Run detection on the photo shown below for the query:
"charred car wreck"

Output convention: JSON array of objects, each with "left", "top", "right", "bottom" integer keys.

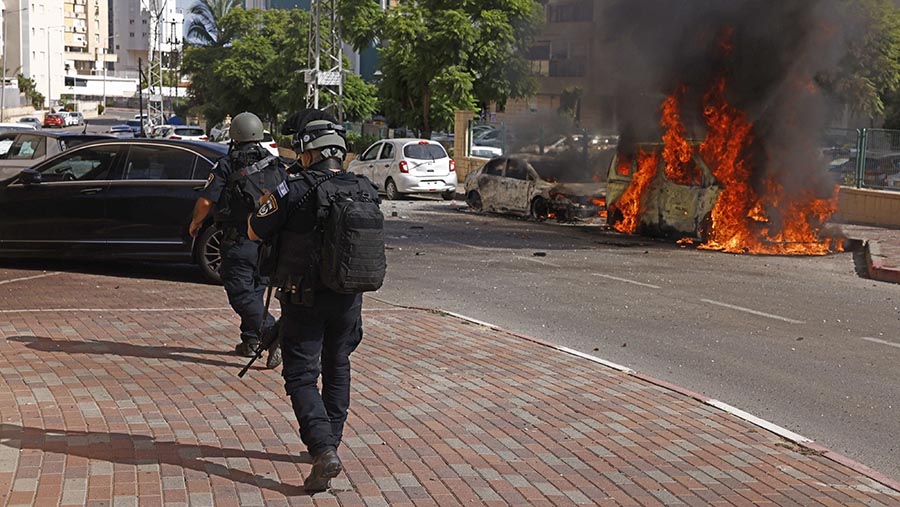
[
  {"left": 606, "top": 143, "right": 721, "bottom": 240},
  {"left": 464, "top": 156, "right": 606, "bottom": 221}
]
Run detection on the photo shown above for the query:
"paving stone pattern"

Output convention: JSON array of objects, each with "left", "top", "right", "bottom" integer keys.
[{"left": 1, "top": 268, "right": 899, "bottom": 506}]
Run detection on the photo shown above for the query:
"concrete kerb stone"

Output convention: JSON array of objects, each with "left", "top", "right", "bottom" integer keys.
[
  {"left": 365, "top": 295, "right": 900, "bottom": 495},
  {"left": 866, "top": 239, "right": 900, "bottom": 284}
]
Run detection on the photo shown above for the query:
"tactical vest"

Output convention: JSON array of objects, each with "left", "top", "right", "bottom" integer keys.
[{"left": 218, "top": 145, "right": 282, "bottom": 226}]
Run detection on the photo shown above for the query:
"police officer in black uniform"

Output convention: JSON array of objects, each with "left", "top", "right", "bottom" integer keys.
[
  {"left": 247, "top": 109, "right": 378, "bottom": 492},
  {"left": 190, "top": 111, "right": 283, "bottom": 367}
]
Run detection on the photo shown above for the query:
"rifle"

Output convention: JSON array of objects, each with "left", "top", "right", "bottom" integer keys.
[{"left": 238, "top": 285, "right": 278, "bottom": 378}]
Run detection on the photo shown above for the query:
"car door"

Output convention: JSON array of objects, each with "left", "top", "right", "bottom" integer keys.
[
  {"left": 374, "top": 142, "right": 395, "bottom": 187},
  {"left": 102, "top": 143, "right": 206, "bottom": 257},
  {"left": 351, "top": 143, "right": 382, "bottom": 185},
  {"left": 473, "top": 158, "right": 508, "bottom": 212},
  {"left": 0, "top": 143, "right": 122, "bottom": 255},
  {"left": 502, "top": 159, "right": 535, "bottom": 213}
]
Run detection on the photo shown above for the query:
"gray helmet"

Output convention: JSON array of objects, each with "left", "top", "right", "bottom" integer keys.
[
  {"left": 294, "top": 119, "right": 347, "bottom": 159},
  {"left": 229, "top": 112, "right": 264, "bottom": 142}
]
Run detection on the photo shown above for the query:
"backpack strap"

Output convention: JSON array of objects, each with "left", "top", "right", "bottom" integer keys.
[
  {"left": 227, "top": 155, "right": 278, "bottom": 184},
  {"left": 292, "top": 170, "right": 344, "bottom": 211}
]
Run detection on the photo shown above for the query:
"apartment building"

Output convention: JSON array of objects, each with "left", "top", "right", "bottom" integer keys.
[
  {"left": 2, "top": 0, "right": 66, "bottom": 108},
  {"left": 111, "top": 0, "right": 183, "bottom": 76},
  {"left": 495, "top": 0, "right": 615, "bottom": 131}
]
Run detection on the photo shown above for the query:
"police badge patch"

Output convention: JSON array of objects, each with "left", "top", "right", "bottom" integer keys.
[
  {"left": 202, "top": 172, "right": 215, "bottom": 190},
  {"left": 256, "top": 194, "right": 278, "bottom": 217}
]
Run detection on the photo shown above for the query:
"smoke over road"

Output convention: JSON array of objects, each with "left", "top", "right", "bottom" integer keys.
[{"left": 597, "top": 0, "right": 846, "bottom": 195}]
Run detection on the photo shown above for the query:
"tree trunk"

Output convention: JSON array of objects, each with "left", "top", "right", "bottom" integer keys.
[{"left": 422, "top": 88, "right": 431, "bottom": 139}]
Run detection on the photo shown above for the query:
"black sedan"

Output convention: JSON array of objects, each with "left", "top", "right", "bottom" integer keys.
[{"left": 0, "top": 139, "right": 228, "bottom": 283}]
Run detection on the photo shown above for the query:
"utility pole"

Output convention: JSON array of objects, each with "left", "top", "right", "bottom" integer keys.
[
  {"left": 304, "top": 0, "right": 344, "bottom": 122},
  {"left": 146, "top": 0, "right": 167, "bottom": 127},
  {"left": 138, "top": 57, "right": 146, "bottom": 137}
]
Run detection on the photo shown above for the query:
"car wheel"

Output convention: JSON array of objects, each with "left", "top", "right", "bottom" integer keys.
[
  {"left": 196, "top": 225, "right": 223, "bottom": 284},
  {"left": 466, "top": 190, "right": 483, "bottom": 211},
  {"left": 385, "top": 178, "right": 401, "bottom": 200},
  {"left": 530, "top": 197, "right": 549, "bottom": 220},
  {"left": 441, "top": 190, "right": 455, "bottom": 201}
]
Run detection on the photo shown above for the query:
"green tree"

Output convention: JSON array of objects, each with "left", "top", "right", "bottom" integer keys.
[
  {"left": 183, "top": 7, "right": 379, "bottom": 128},
  {"left": 818, "top": 0, "right": 900, "bottom": 121},
  {"left": 340, "top": 0, "right": 541, "bottom": 137},
  {"left": 16, "top": 73, "right": 44, "bottom": 109},
  {"left": 186, "top": 0, "right": 242, "bottom": 46}
]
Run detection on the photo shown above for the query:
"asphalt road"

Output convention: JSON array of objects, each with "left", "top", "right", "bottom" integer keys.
[{"left": 374, "top": 197, "right": 900, "bottom": 482}]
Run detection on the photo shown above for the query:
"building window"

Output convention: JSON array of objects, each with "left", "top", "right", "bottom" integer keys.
[
  {"left": 548, "top": 0, "right": 593, "bottom": 23},
  {"left": 129, "top": 32, "right": 134, "bottom": 37}
]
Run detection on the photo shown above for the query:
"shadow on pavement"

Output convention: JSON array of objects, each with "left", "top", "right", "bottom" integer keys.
[
  {"left": 0, "top": 423, "right": 311, "bottom": 496},
  {"left": 0, "top": 258, "right": 213, "bottom": 285},
  {"left": 5, "top": 335, "right": 268, "bottom": 372}
]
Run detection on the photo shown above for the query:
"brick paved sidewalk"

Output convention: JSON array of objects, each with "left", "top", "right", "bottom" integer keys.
[{"left": 1, "top": 267, "right": 899, "bottom": 506}]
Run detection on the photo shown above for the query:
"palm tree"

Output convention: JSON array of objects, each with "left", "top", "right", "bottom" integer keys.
[{"left": 186, "top": 0, "right": 242, "bottom": 46}]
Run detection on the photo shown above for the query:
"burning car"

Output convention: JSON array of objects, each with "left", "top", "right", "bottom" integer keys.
[
  {"left": 464, "top": 155, "right": 605, "bottom": 220},
  {"left": 606, "top": 142, "right": 721, "bottom": 240}
]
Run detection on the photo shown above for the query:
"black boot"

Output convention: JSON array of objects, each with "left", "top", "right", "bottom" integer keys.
[
  {"left": 266, "top": 339, "right": 282, "bottom": 368},
  {"left": 304, "top": 449, "right": 342, "bottom": 493},
  {"left": 234, "top": 340, "right": 259, "bottom": 357}
]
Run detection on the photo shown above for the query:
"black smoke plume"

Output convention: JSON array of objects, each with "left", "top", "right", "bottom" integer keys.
[{"left": 597, "top": 0, "right": 845, "bottom": 196}]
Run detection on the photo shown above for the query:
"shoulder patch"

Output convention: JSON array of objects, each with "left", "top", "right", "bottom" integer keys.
[
  {"left": 202, "top": 172, "right": 215, "bottom": 189},
  {"left": 276, "top": 180, "right": 289, "bottom": 197},
  {"left": 256, "top": 194, "right": 279, "bottom": 217}
]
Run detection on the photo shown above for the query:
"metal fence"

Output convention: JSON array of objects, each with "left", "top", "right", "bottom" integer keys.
[{"left": 835, "top": 128, "right": 900, "bottom": 191}]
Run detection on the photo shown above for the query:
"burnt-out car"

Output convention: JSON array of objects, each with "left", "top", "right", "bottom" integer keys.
[
  {"left": 606, "top": 143, "right": 721, "bottom": 238},
  {"left": 464, "top": 155, "right": 605, "bottom": 220}
]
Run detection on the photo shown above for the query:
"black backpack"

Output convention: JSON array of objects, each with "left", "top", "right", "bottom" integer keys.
[
  {"left": 227, "top": 154, "right": 285, "bottom": 212},
  {"left": 313, "top": 174, "right": 386, "bottom": 293}
]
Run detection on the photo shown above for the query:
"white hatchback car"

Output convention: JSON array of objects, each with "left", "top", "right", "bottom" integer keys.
[
  {"left": 159, "top": 125, "right": 209, "bottom": 141},
  {"left": 347, "top": 138, "right": 457, "bottom": 200}
]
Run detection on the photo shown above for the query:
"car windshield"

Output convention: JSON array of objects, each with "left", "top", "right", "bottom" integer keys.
[
  {"left": 173, "top": 127, "right": 204, "bottom": 137},
  {"left": 125, "top": 120, "right": 142, "bottom": 127},
  {"left": 403, "top": 143, "right": 446, "bottom": 160},
  {"left": 263, "top": 132, "right": 274, "bottom": 142}
]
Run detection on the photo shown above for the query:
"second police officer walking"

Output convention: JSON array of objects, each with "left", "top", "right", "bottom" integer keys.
[
  {"left": 190, "top": 112, "right": 285, "bottom": 367},
  {"left": 247, "top": 108, "right": 385, "bottom": 493}
]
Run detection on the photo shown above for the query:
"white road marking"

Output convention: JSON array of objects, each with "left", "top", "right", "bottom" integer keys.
[
  {"left": 707, "top": 399, "right": 811, "bottom": 444},
  {"left": 861, "top": 337, "right": 900, "bottom": 350},
  {"left": 440, "top": 240, "right": 511, "bottom": 252},
  {"left": 516, "top": 256, "right": 562, "bottom": 268},
  {"left": 0, "top": 272, "right": 62, "bottom": 286},
  {"left": 701, "top": 299, "right": 804, "bottom": 324},
  {"left": 592, "top": 273, "right": 661, "bottom": 289}
]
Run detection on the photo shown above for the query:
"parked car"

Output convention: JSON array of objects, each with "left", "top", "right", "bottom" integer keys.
[
  {"left": 0, "top": 139, "right": 228, "bottom": 283},
  {"left": 464, "top": 155, "right": 606, "bottom": 220},
  {"left": 211, "top": 127, "right": 279, "bottom": 157},
  {"left": 0, "top": 131, "right": 115, "bottom": 180},
  {"left": 43, "top": 114, "right": 65, "bottom": 128},
  {"left": 606, "top": 142, "right": 721, "bottom": 239},
  {"left": 158, "top": 125, "right": 209, "bottom": 141},
  {"left": 125, "top": 119, "right": 146, "bottom": 137},
  {"left": 108, "top": 125, "right": 136, "bottom": 139},
  {"left": 17, "top": 117, "right": 42, "bottom": 129},
  {"left": 65, "top": 111, "right": 85, "bottom": 126},
  {"left": 827, "top": 151, "right": 900, "bottom": 188},
  {"left": 347, "top": 138, "right": 457, "bottom": 200},
  {"left": 471, "top": 145, "right": 503, "bottom": 158},
  {"left": 0, "top": 122, "right": 37, "bottom": 134}
]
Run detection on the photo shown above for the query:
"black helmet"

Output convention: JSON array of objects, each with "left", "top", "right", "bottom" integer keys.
[
  {"left": 282, "top": 109, "right": 347, "bottom": 159},
  {"left": 229, "top": 112, "right": 264, "bottom": 142}
]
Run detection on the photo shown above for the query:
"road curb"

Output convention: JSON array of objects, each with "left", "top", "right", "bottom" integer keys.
[
  {"left": 865, "top": 240, "right": 900, "bottom": 284},
  {"left": 367, "top": 296, "right": 900, "bottom": 494}
]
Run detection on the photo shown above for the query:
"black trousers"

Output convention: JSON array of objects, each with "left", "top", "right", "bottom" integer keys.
[
  {"left": 220, "top": 236, "right": 275, "bottom": 344},
  {"left": 280, "top": 291, "right": 363, "bottom": 457}
]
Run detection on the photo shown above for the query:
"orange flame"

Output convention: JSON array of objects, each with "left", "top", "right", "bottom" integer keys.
[
  {"left": 614, "top": 75, "right": 841, "bottom": 255},
  {"left": 613, "top": 148, "right": 659, "bottom": 234}
]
